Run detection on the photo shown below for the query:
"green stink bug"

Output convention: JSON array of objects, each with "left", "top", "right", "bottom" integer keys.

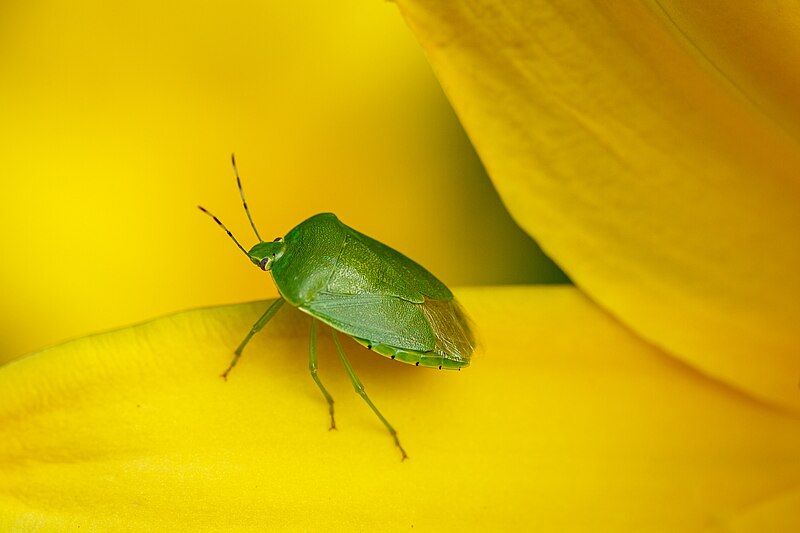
[{"left": 198, "top": 155, "right": 475, "bottom": 459}]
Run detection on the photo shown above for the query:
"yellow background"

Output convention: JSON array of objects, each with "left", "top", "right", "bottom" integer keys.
[
  {"left": 0, "top": 0, "right": 566, "bottom": 362},
  {"left": 3, "top": 2, "right": 800, "bottom": 530}
]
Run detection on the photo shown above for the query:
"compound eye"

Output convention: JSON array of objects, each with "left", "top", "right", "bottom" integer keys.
[{"left": 259, "top": 257, "right": 270, "bottom": 270}]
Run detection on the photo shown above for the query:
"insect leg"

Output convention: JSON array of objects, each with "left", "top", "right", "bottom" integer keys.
[
  {"left": 330, "top": 329, "right": 408, "bottom": 461},
  {"left": 222, "top": 298, "right": 285, "bottom": 380},
  {"left": 309, "top": 319, "right": 336, "bottom": 430}
]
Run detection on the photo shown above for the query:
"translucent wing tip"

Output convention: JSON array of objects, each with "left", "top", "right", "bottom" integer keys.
[{"left": 420, "top": 298, "right": 475, "bottom": 362}]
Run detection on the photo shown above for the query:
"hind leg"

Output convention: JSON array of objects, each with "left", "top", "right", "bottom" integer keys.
[{"left": 331, "top": 329, "right": 408, "bottom": 460}]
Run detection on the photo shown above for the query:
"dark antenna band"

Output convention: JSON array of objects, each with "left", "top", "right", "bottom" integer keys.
[{"left": 197, "top": 205, "right": 249, "bottom": 257}]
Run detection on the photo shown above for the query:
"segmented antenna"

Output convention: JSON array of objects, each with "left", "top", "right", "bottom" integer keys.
[
  {"left": 231, "top": 153, "right": 263, "bottom": 242},
  {"left": 197, "top": 205, "right": 249, "bottom": 257}
]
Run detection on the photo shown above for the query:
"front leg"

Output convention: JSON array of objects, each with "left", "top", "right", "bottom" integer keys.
[{"left": 222, "top": 298, "right": 285, "bottom": 379}]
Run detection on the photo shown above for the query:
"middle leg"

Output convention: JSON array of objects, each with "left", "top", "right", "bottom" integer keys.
[{"left": 309, "top": 319, "right": 336, "bottom": 430}]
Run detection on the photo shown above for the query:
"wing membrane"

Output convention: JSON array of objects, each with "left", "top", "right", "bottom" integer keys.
[{"left": 420, "top": 298, "right": 475, "bottom": 363}]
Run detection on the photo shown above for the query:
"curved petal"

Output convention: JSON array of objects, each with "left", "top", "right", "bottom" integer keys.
[
  {"left": 394, "top": 1, "right": 800, "bottom": 410},
  {"left": 652, "top": 0, "right": 800, "bottom": 141},
  {"left": 2, "top": 288, "right": 799, "bottom": 529}
]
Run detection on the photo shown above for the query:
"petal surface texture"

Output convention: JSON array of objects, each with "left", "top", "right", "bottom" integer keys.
[
  {"left": 1, "top": 288, "right": 799, "bottom": 530},
  {"left": 394, "top": 1, "right": 800, "bottom": 410}
]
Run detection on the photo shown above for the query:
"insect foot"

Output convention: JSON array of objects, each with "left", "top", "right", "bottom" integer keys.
[
  {"left": 220, "top": 353, "right": 240, "bottom": 381},
  {"left": 394, "top": 432, "right": 409, "bottom": 462},
  {"left": 327, "top": 405, "right": 337, "bottom": 431}
]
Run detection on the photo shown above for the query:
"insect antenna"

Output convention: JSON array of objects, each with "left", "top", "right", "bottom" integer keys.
[
  {"left": 231, "top": 153, "right": 263, "bottom": 242},
  {"left": 197, "top": 205, "right": 249, "bottom": 257}
]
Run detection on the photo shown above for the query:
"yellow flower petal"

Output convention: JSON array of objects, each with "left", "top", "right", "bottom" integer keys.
[
  {"left": 651, "top": 1, "right": 800, "bottom": 140},
  {"left": 394, "top": 1, "right": 800, "bottom": 412},
  {"left": 2, "top": 288, "right": 799, "bottom": 530}
]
